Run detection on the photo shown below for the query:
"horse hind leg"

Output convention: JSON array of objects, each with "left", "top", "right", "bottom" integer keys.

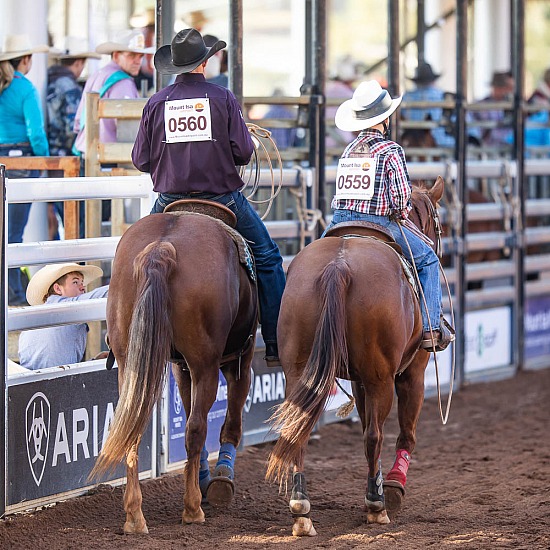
[
  {"left": 363, "top": 380, "right": 394, "bottom": 525},
  {"left": 123, "top": 439, "right": 148, "bottom": 534},
  {"left": 290, "top": 471, "right": 317, "bottom": 537}
]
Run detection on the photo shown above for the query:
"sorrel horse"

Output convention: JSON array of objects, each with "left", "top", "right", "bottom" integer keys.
[
  {"left": 266, "top": 178, "right": 444, "bottom": 536},
  {"left": 91, "top": 204, "right": 258, "bottom": 532}
]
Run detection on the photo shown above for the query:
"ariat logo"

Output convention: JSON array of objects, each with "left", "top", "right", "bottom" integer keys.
[
  {"left": 26, "top": 392, "right": 51, "bottom": 487},
  {"left": 195, "top": 102, "right": 205, "bottom": 112},
  {"left": 361, "top": 161, "right": 371, "bottom": 170}
]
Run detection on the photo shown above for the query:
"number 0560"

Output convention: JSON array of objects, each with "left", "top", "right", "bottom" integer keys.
[{"left": 167, "top": 115, "right": 207, "bottom": 132}]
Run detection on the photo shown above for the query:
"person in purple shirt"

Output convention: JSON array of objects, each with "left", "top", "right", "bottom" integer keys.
[
  {"left": 73, "top": 30, "right": 154, "bottom": 155},
  {"left": 132, "top": 28, "right": 285, "bottom": 367}
]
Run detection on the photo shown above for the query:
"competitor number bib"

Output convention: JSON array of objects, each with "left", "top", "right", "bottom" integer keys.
[
  {"left": 334, "top": 156, "right": 377, "bottom": 200},
  {"left": 164, "top": 97, "right": 212, "bottom": 143}
]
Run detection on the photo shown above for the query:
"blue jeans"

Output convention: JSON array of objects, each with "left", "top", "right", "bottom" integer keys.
[
  {"left": 324, "top": 210, "right": 442, "bottom": 331},
  {"left": 152, "top": 191, "right": 286, "bottom": 344},
  {"left": 0, "top": 144, "right": 37, "bottom": 303}
]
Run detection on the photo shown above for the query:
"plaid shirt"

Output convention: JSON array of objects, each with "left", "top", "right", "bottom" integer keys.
[{"left": 331, "top": 129, "right": 412, "bottom": 218}]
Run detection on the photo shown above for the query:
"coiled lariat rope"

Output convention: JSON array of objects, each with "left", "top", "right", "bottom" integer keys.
[
  {"left": 397, "top": 221, "right": 456, "bottom": 426},
  {"left": 239, "top": 123, "right": 284, "bottom": 220}
]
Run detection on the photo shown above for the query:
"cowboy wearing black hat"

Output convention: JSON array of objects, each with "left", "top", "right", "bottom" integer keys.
[
  {"left": 132, "top": 28, "right": 285, "bottom": 368},
  {"left": 401, "top": 61, "right": 455, "bottom": 149}
]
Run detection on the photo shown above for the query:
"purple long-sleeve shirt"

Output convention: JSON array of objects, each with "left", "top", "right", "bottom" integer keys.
[
  {"left": 73, "top": 61, "right": 139, "bottom": 154},
  {"left": 132, "top": 73, "right": 253, "bottom": 194}
]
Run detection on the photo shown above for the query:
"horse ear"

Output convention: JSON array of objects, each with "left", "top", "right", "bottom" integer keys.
[{"left": 430, "top": 176, "right": 445, "bottom": 204}]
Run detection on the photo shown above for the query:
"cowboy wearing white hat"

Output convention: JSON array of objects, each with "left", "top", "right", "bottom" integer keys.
[
  {"left": 19, "top": 263, "right": 109, "bottom": 371},
  {"left": 73, "top": 30, "right": 155, "bottom": 155},
  {"left": 48, "top": 38, "right": 101, "bottom": 158},
  {"left": 327, "top": 80, "right": 454, "bottom": 353},
  {"left": 0, "top": 34, "right": 49, "bottom": 62},
  {"left": 0, "top": 34, "right": 50, "bottom": 306}
]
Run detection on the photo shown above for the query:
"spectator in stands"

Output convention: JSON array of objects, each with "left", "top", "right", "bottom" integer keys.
[
  {"left": 73, "top": 30, "right": 155, "bottom": 157},
  {"left": 203, "top": 34, "right": 228, "bottom": 88},
  {"left": 0, "top": 34, "right": 50, "bottom": 306},
  {"left": 129, "top": 7, "right": 156, "bottom": 94},
  {"left": 528, "top": 68, "right": 550, "bottom": 105},
  {"left": 47, "top": 40, "right": 100, "bottom": 239},
  {"left": 326, "top": 55, "right": 360, "bottom": 154},
  {"left": 263, "top": 87, "right": 298, "bottom": 151},
  {"left": 47, "top": 39, "right": 100, "bottom": 157},
  {"left": 401, "top": 61, "right": 455, "bottom": 149},
  {"left": 470, "top": 71, "right": 515, "bottom": 149},
  {"left": 19, "top": 263, "right": 109, "bottom": 370}
]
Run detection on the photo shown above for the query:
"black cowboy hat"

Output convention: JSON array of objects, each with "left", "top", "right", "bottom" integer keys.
[
  {"left": 409, "top": 62, "right": 441, "bottom": 83},
  {"left": 154, "top": 28, "right": 226, "bottom": 75}
]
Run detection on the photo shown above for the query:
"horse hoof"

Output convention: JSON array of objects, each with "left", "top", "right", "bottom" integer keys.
[
  {"left": 123, "top": 520, "right": 149, "bottom": 534},
  {"left": 383, "top": 480, "right": 405, "bottom": 519},
  {"left": 292, "top": 516, "right": 317, "bottom": 537},
  {"left": 182, "top": 508, "right": 206, "bottom": 524},
  {"left": 366, "top": 509, "right": 390, "bottom": 525},
  {"left": 206, "top": 476, "right": 235, "bottom": 508},
  {"left": 289, "top": 498, "right": 311, "bottom": 515}
]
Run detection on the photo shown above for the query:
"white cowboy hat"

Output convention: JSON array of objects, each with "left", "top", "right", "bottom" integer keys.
[
  {"left": 50, "top": 37, "right": 101, "bottom": 60},
  {"left": 335, "top": 80, "right": 402, "bottom": 132},
  {"left": 26, "top": 263, "right": 103, "bottom": 306},
  {"left": 0, "top": 34, "right": 49, "bottom": 62},
  {"left": 130, "top": 7, "right": 155, "bottom": 29},
  {"left": 95, "top": 30, "right": 155, "bottom": 55}
]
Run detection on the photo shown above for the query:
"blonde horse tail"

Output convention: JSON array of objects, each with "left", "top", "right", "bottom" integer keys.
[
  {"left": 266, "top": 257, "right": 351, "bottom": 486},
  {"left": 90, "top": 241, "right": 177, "bottom": 479}
]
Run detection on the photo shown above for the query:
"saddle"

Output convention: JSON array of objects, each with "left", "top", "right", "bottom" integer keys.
[
  {"left": 325, "top": 221, "right": 403, "bottom": 255},
  {"left": 164, "top": 199, "right": 237, "bottom": 228}
]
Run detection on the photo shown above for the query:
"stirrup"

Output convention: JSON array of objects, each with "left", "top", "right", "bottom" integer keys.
[{"left": 421, "top": 317, "right": 455, "bottom": 352}]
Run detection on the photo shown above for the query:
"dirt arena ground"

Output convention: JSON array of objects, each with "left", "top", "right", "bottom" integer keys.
[{"left": 1, "top": 367, "right": 549, "bottom": 550}]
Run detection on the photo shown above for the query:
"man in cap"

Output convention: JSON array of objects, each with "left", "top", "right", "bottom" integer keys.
[
  {"left": 131, "top": 28, "right": 285, "bottom": 366},
  {"left": 325, "top": 80, "right": 454, "bottom": 352},
  {"left": 401, "top": 61, "right": 455, "bottom": 149},
  {"left": 73, "top": 30, "right": 154, "bottom": 155},
  {"left": 18, "top": 263, "right": 109, "bottom": 370}
]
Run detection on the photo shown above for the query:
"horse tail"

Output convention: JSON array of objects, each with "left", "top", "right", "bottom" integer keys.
[
  {"left": 266, "top": 256, "right": 351, "bottom": 486},
  {"left": 91, "top": 241, "right": 177, "bottom": 479}
]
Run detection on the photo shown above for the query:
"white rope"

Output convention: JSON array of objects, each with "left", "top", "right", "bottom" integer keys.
[{"left": 397, "top": 221, "right": 456, "bottom": 426}]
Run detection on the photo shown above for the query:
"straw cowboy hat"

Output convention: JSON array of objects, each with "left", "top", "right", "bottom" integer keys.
[
  {"left": 0, "top": 34, "right": 49, "bottom": 62},
  {"left": 409, "top": 61, "right": 441, "bottom": 84},
  {"left": 26, "top": 263, "right": 103, "bottom": 306},
  {"left": 130, "top": 7, "right": 155, "bottom": 29},
  {"left": 335, "top": 80, "right": 402, "bottom": 132},
  {"left": 95, "top": 30, "right": 155, "bottom": 55},
  {"left": 154, "top": 28, "right": 225, "bottom": 75},
  {"left": 49, "top": 37, "right": 101, "bottom": 60}
]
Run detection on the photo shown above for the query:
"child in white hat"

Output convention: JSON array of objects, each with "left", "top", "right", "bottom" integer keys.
[{"left": 18, "top": 263, "right": 109, "bottom": 370}]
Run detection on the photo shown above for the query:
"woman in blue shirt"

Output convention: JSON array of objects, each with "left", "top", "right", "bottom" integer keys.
[{"left": 0, "top": 35, "right": 49, "bottom": 305}]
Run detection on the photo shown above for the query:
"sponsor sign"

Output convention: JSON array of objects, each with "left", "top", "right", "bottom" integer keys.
[
  {"left": 242, "top": 354, "right": 286, "bottom": 446},
  {"left": 524, "top": 295, "right": 550, "bottom": 361},
  {"left": 167, "top": 368, "right": 227, "bottom": 464},
  {"left": 7, "top": 369, "right": 152, "bottom": 506},
  {"left": 464, "top": 306, "right": 511, "bottom": 373}
]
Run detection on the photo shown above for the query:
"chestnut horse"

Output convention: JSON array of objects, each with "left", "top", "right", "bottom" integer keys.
[
  {"left": 266, "top": 179, "right": 444, "bottom": 536},
  {"left": 91, "top": 208, "right": 258, "bottom": 532}
]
